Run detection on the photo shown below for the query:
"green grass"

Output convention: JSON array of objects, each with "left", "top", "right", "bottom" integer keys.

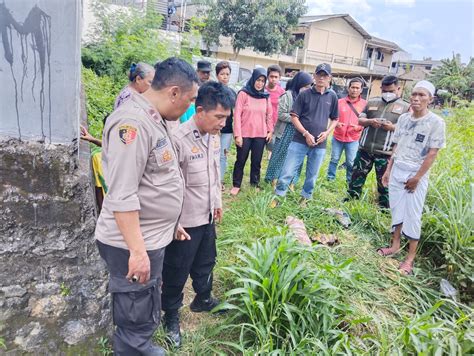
[{"left": 156, "top": 107, "right": 473, "bottom": 354}]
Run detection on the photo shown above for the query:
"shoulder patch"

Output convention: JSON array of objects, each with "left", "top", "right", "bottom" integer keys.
[{"left": 118, "top": 124, "right": 137, "bottom": 145}]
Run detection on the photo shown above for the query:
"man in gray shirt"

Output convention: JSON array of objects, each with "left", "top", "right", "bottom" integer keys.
[
  {"left": 379, "top": 80, "right": 446, "bottom": 275},
  {"left": 95, "top": 58, "right": 198, "bottom": 355}
]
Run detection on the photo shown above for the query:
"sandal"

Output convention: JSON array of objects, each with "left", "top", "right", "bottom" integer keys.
[
  {"left": 377, "top": 247, "right": 398, "bottom": 257},
  {"left": 399, "top": 261, "right": 414, "bottom": 275},
  {"left": 230, "top": 187, "right": 240, "bottom": 196}
]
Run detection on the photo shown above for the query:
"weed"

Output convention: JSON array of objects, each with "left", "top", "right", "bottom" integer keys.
[
  {"left": 60, "top": 282, "right": 71, "bottom": 297},
  {"left": 97, "top": 336, "right": 112, "bottom": 356}
]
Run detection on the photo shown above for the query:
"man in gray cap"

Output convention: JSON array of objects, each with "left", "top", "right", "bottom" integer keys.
[
  {"left": 273, "top": 63, "right": 339, "bottom": 205},
  {"left": 196, "top": 60, "right": 212, "bottom": 86}
]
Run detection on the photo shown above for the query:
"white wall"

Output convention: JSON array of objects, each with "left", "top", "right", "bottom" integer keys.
[{"left": 0, "top": 0, "right": 81, "bottom": 143}]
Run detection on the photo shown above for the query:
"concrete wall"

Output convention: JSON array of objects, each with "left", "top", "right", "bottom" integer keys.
[
  {"left": 0, "top": 0, "right": 110, "bottom": 353},
  {"left": 0, "top": 0, "right": 81, "bottom": 143},
  {"left": 307, "top": 18, "right": 365, "bottom": 58}
]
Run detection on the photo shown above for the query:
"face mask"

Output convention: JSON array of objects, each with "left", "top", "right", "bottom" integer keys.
[{"left": 382, "top": 92, "right": 397, "bottom": 102}]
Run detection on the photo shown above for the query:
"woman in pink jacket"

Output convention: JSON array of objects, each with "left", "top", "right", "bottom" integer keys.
[{"left": 231, "top": 67, "right": 273, "bottom": 195}]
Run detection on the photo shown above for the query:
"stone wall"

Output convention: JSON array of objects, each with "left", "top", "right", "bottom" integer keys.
[
  {"left": 0, "top": 1, "right": 112, "bottom": 352},
  {"left": 0, "top": 117, "right": 110, "bottom": 355}
]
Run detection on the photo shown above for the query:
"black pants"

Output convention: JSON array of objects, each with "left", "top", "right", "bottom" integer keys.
[
  {"left": 232, "top": 137, "right": 266, "bottom": 188},
  {"left": 97, "top": 240, "right": 165, "bottom": 356},
  {"left": 161, "top": 222, "right": 217, "bottom": 312}
]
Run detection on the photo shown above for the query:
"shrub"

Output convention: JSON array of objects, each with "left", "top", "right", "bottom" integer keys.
[
  {"left": 82, "top": 67, "right": 118, "bottom": 138},
  {"left": 219, "top": 236, "right": 360, "bottom": 353}
]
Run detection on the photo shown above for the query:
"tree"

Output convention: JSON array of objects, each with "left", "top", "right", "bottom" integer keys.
[
  {"left": 429, "top": 54, "right": 474, "bottom": 106},
  {"left": 200, "top": 0, "right": 306, "bottom": 59},
  {"left": 81, "top": 0, "right": 171, "bottom": 81}
]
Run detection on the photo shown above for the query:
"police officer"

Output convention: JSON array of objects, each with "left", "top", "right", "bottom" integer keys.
[
  {"left": 161, "top": 82, "right": 234, "bottom": 347},
  {"left": 347, "top": 75, "right": 409, "bottom": 208},
  {"left": 95, "top": 57, "right": 198, "bottom": 356},
  {"left": 196, "top": 60, "right": 212, "bottom": 86}
]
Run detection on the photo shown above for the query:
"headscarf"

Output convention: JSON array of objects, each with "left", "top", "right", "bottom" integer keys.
[
  {"left": 240, "top": 67, "right": 269, "bottom": 99},
  {"left": 287, "top": 71, "right": 313, "bottom": 100}
]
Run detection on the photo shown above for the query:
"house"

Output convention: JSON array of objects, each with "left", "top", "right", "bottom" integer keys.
[
  {"left": 391, "top": 58, "right": 443, "bottom": 81},
  {"left": 209, "top": 13, "right": 406, "bottom": 97}
]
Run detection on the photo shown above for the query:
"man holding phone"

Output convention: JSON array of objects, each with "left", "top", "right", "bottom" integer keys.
[
  {"left": 347, "top": 75, "right": 409, "bottom": 209},
  {"left": 274, "top": 63, "right": 338, "bottom": 204}
]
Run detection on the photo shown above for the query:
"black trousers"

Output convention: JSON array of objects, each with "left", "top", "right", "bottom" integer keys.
[
  {"left": 161, "top": 222, "right": 217, "bottom": 312},
  {"left": 97, "top": 240, "right": 165, "bottom": 356},
  {"left": 232, "top": 137, "right": 267, "bottom": 188}
]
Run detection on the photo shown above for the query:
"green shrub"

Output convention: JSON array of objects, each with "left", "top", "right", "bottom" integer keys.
[
  {"left": 219, "top": 236, "right": 360, "bottom": 353},
  {"left": 82, "top": 67, "right": 118, "bottom": 138},
  {"left": 422, "top": 105, "right": 474, "bottom": 292}
]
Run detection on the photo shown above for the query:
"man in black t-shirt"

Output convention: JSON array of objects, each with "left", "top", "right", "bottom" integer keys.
[{"left": 274, "top": 63, "right": 339, "bottom": 203}]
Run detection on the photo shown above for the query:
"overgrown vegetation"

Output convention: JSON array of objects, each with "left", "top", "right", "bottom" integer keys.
[
  {"left": 144, "top": 106, "right": 474, "bottom": 354},
  {"left": 81, "top": 0, "right": 200, "bottom": 139},
  {"left": 81, "top": 3, "right": 473, "bottom": 353}
]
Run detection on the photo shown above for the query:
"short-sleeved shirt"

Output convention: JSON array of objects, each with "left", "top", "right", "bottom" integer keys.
[
  {"left": 291, "top": 87, "right": 339, "bottom": 148},
  {"left": 392, "top": 111, "right": 446, "bottom": 168},
  {"left": 266, "top": 84, "right": 285, "bottom": 126},
  {"left": 114, "top": 86, "right": 134, "bottom": 109},
  {"left": 95, "top": 93, "right": 184, "bottom": 250},
  {"left": 173, "top": 118, "right": 222, "bottom": 228}
]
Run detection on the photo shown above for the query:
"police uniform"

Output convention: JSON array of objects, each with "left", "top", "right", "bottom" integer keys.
[
  {"left": 161, "top": 117, "right": 222, "bottom": 312},
  {"left": 348, "top": 97, "right": 409, "bottom": 208},
  {"left": 95, "top": 92, "right": 184, "bottom": 355}
]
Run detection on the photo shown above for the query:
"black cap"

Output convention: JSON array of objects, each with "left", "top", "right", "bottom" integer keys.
[
  {"left": 315, "top": 63, "right": 331, "bottom": 75},
  {"left": 197, "top": 60, "right": 211, "bottom": 72}
]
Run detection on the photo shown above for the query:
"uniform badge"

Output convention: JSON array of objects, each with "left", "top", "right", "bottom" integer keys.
[
  {"left": 193, "top": 130, "right": 200, "bottom": 140},
  {"left": 391, "top": 104, "right": 404, "bottom": 114},
  {"left": 191, "top": 146, "right": 200, "bottom": 154},
  {"left": 368, "top": 106, "right": 378, "bottom": 111},
  {"left": 415, "top": 134, "right": 425, "bottom": 143},
  {"left": 162, "top": 150, "right": 172, "bottom": 162},
  {"left": 119, "top": 125, "right": 137, "bottom": 145},
  {"left": 156, "top": 137, "right": 168, "bottom": 149}
]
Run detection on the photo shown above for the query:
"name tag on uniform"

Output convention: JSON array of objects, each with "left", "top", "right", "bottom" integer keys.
[
  {"left": 415, "top": 134, "right": 425, "bottom": 143},
  {"left": 368, "top": 106, "right": 378, "bottom": 111},
  {"left": 189, "top": 153, "right": 204, "bottom": 161},
  {"left": 156, "top": 137, "right": 169, "bottom": 149},
  {"left": 391, "top": 104, "right": 404, "bottom": 114}
]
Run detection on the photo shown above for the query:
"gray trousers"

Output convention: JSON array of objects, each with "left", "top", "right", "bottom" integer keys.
[{"left": 97, "top": 240, "right": 165, "bottom": 356}]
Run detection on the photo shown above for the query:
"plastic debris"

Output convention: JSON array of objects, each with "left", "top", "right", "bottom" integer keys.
[
  {"left": 440, "top": 279, "right": 458, "bottom": 301},
  {"left": 323, "top": 208, "right": 352, "bottom": 228}
]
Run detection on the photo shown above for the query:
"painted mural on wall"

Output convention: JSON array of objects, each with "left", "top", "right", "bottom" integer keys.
[{"left": 0, "top": 0, "right": 80, "bottom": 143}]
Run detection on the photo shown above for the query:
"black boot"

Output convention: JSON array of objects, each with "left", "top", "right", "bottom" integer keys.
[
  {"left": 190, "top": 295, "right": 221, "bottom": 313},
  {"left": 163, "top": 310, "right": 181, "bottom": 348}
]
